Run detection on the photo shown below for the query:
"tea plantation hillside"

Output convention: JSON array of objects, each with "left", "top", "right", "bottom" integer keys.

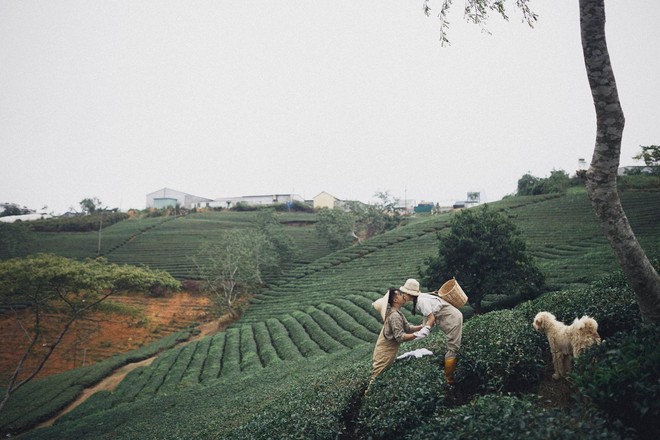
[
  {"left": 2, "top": 190, "right": 659, "bottom": 438},
  {"left": 10, "top": 191, "right": 659, "bottom": 289},
  {"left": 12, "top": 211, "right": 333, "bottom": 278}
]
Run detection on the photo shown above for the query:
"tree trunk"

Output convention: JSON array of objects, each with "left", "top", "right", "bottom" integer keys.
[{"left": 579, "top": 0, "right": 660, "bottom": 323}]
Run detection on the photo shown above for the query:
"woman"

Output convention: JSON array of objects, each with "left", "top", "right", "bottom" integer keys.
[
  {"left": 399, "top": 278, "right": 463, "bottom": 384},
  {"left": 370, "top": 287, "right": 430, "bottom": 380}
]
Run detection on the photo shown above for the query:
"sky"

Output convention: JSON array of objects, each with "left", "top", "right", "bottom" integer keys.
[{"left": 1, "top": 0, "right": 659, "bottom": 214}]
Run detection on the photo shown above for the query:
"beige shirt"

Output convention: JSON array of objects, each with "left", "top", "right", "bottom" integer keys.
[{"left": 383, "top": 309, "right": 412, "bottom": 343}]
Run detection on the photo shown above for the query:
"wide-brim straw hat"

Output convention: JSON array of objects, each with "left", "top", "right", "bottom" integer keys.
[
  {"left": 372, "top": 291, "right": 390, "bottom": 322},
  {"left": 399, "top": 278, "right": 421, "bottom": 296}
]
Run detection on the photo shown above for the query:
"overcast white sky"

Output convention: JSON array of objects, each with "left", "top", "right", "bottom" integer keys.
[{"left": 1, "top": 1, "right": 659, "bottom": 214}]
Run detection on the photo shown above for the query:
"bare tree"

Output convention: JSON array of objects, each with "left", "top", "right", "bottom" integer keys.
[{"left": 192, "top": 230, "right": 277, "bottom": 318}]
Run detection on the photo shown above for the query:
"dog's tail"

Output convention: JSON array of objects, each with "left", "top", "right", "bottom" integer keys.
[{"left": 576, "top": 315, "right": 599, "bottom": 334}]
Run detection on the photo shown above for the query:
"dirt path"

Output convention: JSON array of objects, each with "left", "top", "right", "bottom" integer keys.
[{"left": 35, "top": 314, "right": 233, "bottom": 429}]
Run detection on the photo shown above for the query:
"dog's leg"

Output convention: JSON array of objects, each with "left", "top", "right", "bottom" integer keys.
[{"left": 551, "top": 351, "right": 562, "bottom": 379}]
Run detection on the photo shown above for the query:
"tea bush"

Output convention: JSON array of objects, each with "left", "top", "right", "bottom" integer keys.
[
  {"left": 229, "top": 360, "right": 369, "bottom": 439},
  {"left": 406, "top": 394, "right": 620, "bottom": 440},
  {"left": 516, "top": 275, "right": 640, "bottom": 337},
  {"left": 458, "top": 309, "right": 544, "bottom": 396},
  {"left": 572, "top": 324, "right": 660, "bottom": 440},
  {"left": 198, "top": 332, "right": 225, "bottom": 382},
  {"left": 264, "top": 318, "right": 305, "bottom": 360},
  {"left": 357, "top": 351, "right": 447, "bottom": 439}
]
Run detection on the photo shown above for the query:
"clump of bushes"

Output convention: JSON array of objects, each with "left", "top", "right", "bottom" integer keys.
[
  {"left": 617, "top": 174, "right": 660, "bottom": 191},
  {"left": 30, "top": 212, "right": 128, "bottom": 232},
  {"left": 516, "top": 272, "right": 640, "bottom": 337},
  {"left": 457, "top": 309, "right": 545, "bottom": 395},
  {"left": 405, "top": 394, "right": 620, "bottom": 440},
  {"left": 358, "top": 354, "right": 447, "bottom": 439},
  {"left": 572, "top": 324, "right": 660, "bottom": 440},
  {"left": 229, "top": 361, "right": 369, "bottom": 439}
]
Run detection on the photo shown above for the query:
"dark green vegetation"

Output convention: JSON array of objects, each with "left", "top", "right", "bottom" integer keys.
[
  {"left": 1, "top": 190, "right": 659, "bottom": 438},
  {"left": 421, "top": 204, "right": 545, "bottom": 313},
  {"left": 0, "top": 212, "right": 331, "bottom": 278}
]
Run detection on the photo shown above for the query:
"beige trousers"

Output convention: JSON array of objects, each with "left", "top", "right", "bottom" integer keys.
[
  {"left": 433, "top": 301, "right": 463, "bottom": 358},
  {"left": 371, "top": 327, "right": 401, "bottom": 379}
]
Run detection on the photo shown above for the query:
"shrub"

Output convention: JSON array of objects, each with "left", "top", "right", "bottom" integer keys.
[
  {"left": 572, "top": 324, "right": 660, "bottom": 440},
  {"left": 406, "top": 394, "right": 620, "bottom": 440},
  {"left": 29, "top": 212, "right": 129, "bottom": 232},
  {"left": 357, "top": 354, "right": 447, "bottom": 439},
  {"left": 618, "top": 174, "right": 660, "bottom": 190},
  {"left": 230, "top": 360, "right": 369, "bottom": 439},
  {"left": 516, "top": 276, "right": 640, "bottom": 338},
  {"left": 457, "top": 309, "right": 544, "bottom": 396}
]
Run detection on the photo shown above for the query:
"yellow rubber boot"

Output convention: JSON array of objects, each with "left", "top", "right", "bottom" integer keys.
[{"left": 444, "top": 357, "right": 457, "bottom": 384}]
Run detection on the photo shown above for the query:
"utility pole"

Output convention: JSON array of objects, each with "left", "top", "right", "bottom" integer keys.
[{"left": 97, "top": 213, "right": 103, "bottom": 256}]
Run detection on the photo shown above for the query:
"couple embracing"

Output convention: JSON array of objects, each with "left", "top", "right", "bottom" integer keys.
[{"left": 370, "top": 278, "right": 463, "bottom": 384}]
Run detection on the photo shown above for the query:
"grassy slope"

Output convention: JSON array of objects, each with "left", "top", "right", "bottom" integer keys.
[
  {"left": 24, "top": 211, "right": 331, "bottom": 279},
  {"left": 7, "top": 190, "right": 660, "bottom": 438}
]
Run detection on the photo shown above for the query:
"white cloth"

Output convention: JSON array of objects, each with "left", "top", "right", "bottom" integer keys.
[{"left": 396, "top": 348, "right": 434, "bottom": 360}]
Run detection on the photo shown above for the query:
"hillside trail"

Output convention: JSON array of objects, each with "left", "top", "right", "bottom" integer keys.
[{"left": 35, "top": 315, "right": 233, "bottom": 429}]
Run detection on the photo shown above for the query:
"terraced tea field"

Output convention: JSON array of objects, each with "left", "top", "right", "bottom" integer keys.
[
  {"left": 2, "top": 190, "right": 659, "bottom": 437},
  {"left": 22, "top": 211, "right": 332, "bottom": 278}
]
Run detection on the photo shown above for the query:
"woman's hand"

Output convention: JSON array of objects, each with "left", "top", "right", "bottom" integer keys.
[{"left": 413, "top": 326, "right": 431, "bottom": 340}]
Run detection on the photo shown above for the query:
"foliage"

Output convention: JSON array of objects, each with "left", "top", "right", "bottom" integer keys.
[
  {"left": 516, "top": 272, "right": 641, "bottom": 338},
  {"left": 617, "top": 174, "right": 660, "bottom": 190},
  {"left": 633, "top": 144, "right": 660, "bottom": 169},
  {"left": 5, "top": 275, "right": 654, "bottom": 439},
  {"left": 358, "top": 353, "right": 447, "bottom": 439},
  {"left": 406, "top": 394, "right": 620, "bottom": 440},
  {"left": 344, "top": 193, "right": 403, "bottom": 240},
  {"left": 230, "top": 360, "right": 368, "bottom": 439},
  {"left": 79, "top": 197, "right": 103, "bottom": 215},
  {"left": 29, "top": 212, "right": 129, "bottom": 232},
  {"left": 422, "top": 0, "right": 537, "bottom": 46},
  {"left": 315, "top": 208, "right": 356, "bottom": 250},
  {"left": 517, "top": 169, "right": 572, "bottom": 196},
  {"left": 457, "top": 309, "right": 544, "bottom": 395},
  {"left": 421, "top": 204, "right": 545, "bottom": 313},
  {"left": 191, "top": 230, "right": 277, "bottom": 317},
  {"left": 0, "top": 203, "right": 26, "bottom": 217},
  {"left": 271, "top": 200, "right": 315, "bottom": 213},
  {"left": 3, "top": 193, "right": 660, "bottom": 438},
  {"left": 571, "top": 324, "right": 660, "bottom": 440},
  {"left": 0, "top": 222, "right": 33, "bottom": 258},
  {"left": 0, "top": 254, "right": 180, "bottom": 413},
  {"left": 254, "top": 209, "right": 300, "bottom": 274}
]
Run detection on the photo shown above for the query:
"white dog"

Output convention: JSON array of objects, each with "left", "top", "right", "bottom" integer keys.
[{"left": 532, "top": 311, "right": 601, "bottom": 379}]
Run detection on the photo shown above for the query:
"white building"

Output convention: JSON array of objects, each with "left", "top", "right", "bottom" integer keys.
[
  {"left": 193, "top": 194, "right": 306, "bottom": 210},
  {"left": 146, "top": 188, "right": 213, "bottom": 210},
  {"left": 313, "top": 191, "right": 341, "bottom": 209}
]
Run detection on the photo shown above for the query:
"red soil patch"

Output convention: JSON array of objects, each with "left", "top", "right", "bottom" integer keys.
[{"left": 0, "top": 292, "right": 214, "bottom": 383}]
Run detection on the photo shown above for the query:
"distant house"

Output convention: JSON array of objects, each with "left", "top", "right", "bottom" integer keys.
[
  {"left": 146, "top": 188, "right": 213, "bottom": 210},
  {"left": 193, "top": 194, "right": 306, "bottom": 210},
  {"left": 313, "top": 192, "right": 341, "bottom": 209},
  {"left": 414, "top": 202, "right": 434, "bottom": 214},
  {"left": 393, "top": 198, "right": 415, "bottom": 214}
]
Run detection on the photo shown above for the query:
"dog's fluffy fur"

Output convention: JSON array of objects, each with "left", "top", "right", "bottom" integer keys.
[{"left": 533, "top": 311, "right": 601, "bottom": 379}]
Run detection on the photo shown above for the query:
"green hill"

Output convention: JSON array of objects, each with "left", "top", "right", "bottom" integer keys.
[
  {"left": 2, "top": 190, "right": 659, "bottom": 438},
  {"left": 16, "top": 211, "right": 332, "bottom": 278}
]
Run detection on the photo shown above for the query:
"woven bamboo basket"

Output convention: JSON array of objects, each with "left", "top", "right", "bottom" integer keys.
[{"left": 438, "top": 278, "right": 468, "bottom": 308}]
